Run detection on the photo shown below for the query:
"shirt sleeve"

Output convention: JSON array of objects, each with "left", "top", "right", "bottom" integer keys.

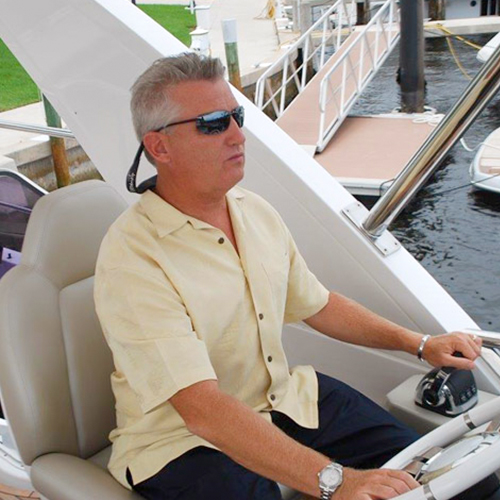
[
  {"left": 95, "top": 267, "right": 217, "bottom": 414},
  {"left": 282, "top": 227, "right": 330, "bottom": 324}
]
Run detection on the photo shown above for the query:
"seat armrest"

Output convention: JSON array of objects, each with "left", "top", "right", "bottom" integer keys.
[{"left": 31, "top": 453, "right": 143, "bottom": 500}]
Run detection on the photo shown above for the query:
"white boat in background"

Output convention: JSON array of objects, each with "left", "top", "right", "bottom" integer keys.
[
  {"left": 470, "top": 127, "right": 500, "bottom": 194},
  {"left": 477, "top": 32, "right": 500, "bottom": 63},
  {"left": 470, "top": 32, "right": 500, "bottom": 194},
  {"left": 0, "top": 1, "right": 500, "bottom": 499}
]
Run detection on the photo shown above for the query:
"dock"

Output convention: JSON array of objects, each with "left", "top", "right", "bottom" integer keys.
[{"left": 314, "top": 115, "right": 438, "bottom": 196}]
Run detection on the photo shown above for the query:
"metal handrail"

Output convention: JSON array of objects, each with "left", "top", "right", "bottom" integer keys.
[
  {"left": 462, "top": 329, "right": 500, "bottom": 349},
  {"left": 362, "top": 43, "right": 500, "bottom": 238},
  {"left": 0, "top": 119, "right": 74, "bottom": 139},
  {"left": 317, "top": 0, "right": 399, "bottom": 152},
  {"left": 254, "top": 0, "right": 356, "bottom": 117}
]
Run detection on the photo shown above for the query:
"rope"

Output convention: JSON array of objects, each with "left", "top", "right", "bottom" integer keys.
[
  {"left": 460, "top": 138, "right": 500, "bottom": 153},
  {"left": 432, "top": 172, "right": 500, "bottom": 196},
  {"left": 423, "top": 23, "right": 483, "bottom": 81},
  {"left": 431, "top": 23, "right": 482, "bottom": 50},
  {"left": 445, "top": 35, "right": 473, "bottom": 80},
  {"left": 412, "top": 110, "right": 445, "bottom": 127},
  {"left": 390, "top": 107, "right": 445, "bottom": 127}
]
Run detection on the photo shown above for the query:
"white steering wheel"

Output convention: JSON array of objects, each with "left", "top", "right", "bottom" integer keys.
[{"left": 383, "top": 395, "right": 500, "bottom": 500}]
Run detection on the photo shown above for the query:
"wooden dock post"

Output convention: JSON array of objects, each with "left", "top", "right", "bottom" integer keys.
[
  {"left": 399, "top": 0, "right": 425, "bottom": 113},
  {"left": 429, "top": 0, "right": 446, "bottom": 20},
  {"left": 42, "top": 96, "right": 71, "bottom": 188},
  {"left": 356, "top": 1, "right": 371, "bottom": 26},
  {"left": 222, "top": 19, "right": 242, "bottom": 92}
]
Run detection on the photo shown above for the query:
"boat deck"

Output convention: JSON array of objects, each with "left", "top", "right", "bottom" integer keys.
[
  {"left": 0, "top": 484, "right": 39, "bottom": 500},
  {"left": 313, "top": 115, "right": 437, "bottom": 196}
]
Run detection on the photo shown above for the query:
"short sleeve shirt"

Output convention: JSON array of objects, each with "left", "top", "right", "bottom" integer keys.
[{"left": 94, "top": 186, "right": 330, "bottom": 488}]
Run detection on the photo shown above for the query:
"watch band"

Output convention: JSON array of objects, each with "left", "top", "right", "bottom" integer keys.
[{"left": 320, "top": 488, "right": 335, "bottom": 500}]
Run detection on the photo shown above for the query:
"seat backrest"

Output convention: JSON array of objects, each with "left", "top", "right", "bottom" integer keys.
[{"left": 0, "top": 180, "right": 128, "bottom": 465}]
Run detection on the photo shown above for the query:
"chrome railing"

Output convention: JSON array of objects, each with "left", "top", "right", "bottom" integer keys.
[
  {"left": 317, "top": 0, "right": 399, "bottom": 152},
  {"left": 0, "top": 119, "right": 74, "bottom": 139},
  {"left": 362, "top": 43, "right": 500, "bottom": 238},
  {"left": 254, "top": 0, "right": 356, "bottom": 118},
  {"left": 464, "top": 329, "right": 500, "bottom": 350}
]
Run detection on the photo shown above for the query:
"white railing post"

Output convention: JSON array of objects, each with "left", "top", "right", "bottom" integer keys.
[
  {"left": 256, "top": 79, "right": 263, "bottom": 108},
  {"left": 336, "top": 2, "right": 343, "bottom": 48},
  {"left": 320, "top": 18, "right": 327, "bottom": 67},
  {"left": 318, "top": 80, "right": 328, "bottom": 151},
  {"left": 302, "top": 35, "right": 311, "bottom": 89},
  {"left": 358, "top": 34, "right": 365, "bottom": 87},
  {"left": 280, "top": 58, "right": 290, "bottom": 116}
]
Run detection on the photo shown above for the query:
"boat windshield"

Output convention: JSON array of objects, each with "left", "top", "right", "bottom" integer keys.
[{"left": 0, "top": 170, "right": 45, "bottom": 280}]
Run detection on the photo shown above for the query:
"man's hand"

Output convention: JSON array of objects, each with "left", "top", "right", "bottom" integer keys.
[
  {"left": 422, "top": 332, "right": 482, "bottom": 370},
  {"left": 333, "top": 467, "right": 420, "bottom": 499}
]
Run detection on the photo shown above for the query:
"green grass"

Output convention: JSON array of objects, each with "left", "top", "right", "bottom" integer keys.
[
  {"left": 138, "top": 5, "right": 195, "bottom": 47},
  {"left": 0, "top": 40, "right": 41, "bottom": 112},
  {"left": 0, "top": 5, "right": 195, "bottom": 112}
]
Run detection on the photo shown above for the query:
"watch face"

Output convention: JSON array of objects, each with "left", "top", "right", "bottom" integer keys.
[{"left": 320, "top": 466, "right": 342, "bottom": 488}]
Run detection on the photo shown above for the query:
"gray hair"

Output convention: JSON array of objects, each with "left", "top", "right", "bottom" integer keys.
[{"left": 130, "top": 52, "right": 226, "bottom": 142}]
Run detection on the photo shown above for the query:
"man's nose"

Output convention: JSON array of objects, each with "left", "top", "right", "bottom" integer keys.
[{"left": 226, "top": 115, "right": 246, "bottom": 145}]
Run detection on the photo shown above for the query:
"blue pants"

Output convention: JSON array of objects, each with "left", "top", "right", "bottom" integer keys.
[{"left": 129, "top": 373, "right": 499, "bottom": 500}]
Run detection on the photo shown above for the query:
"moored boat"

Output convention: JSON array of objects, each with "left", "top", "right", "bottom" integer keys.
[{"left": 470, "top": 127, "right": 500, "bottom": 194}]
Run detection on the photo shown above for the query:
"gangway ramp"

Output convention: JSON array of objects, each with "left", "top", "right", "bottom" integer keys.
[
  {"left": 273, "top": 0, "right": 400, "bottom": 152},
  {"left": 276, "top": 27, "right": 390, "bottom": 149}
]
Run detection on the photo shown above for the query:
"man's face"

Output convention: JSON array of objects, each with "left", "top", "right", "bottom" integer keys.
[{"left": 152, "top": 78, "right": 246, "bottom": 199}]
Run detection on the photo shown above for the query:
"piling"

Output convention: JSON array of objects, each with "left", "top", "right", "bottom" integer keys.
[
  {"left": 222, "top": 19, "right": 243, "bottom": 92},
  {"left": 42, "top": 96, "right": 70, "bottom": 188},
  {"left": 399, "top": 0, "right": 425, "bottom": 113},
  {"left": 356, "top": 1, "right": 371, "bottom": 25}
]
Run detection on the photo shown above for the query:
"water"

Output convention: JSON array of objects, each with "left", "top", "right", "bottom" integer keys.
[{"left": 352, "top": 34, "right": 500, "bottom": 331}]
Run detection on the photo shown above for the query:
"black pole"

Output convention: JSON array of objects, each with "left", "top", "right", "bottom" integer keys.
[{"left": 399, "top": 0, "right": 425, "bottom": 113}]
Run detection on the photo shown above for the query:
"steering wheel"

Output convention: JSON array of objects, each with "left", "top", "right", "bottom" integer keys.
[{"left": 383, "top": 395, "right": 500, "bottom": 500}]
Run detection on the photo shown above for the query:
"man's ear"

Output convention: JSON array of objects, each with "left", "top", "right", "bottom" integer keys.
[{"left": 143, "top": 131, "right": 171, "bottom": 164}]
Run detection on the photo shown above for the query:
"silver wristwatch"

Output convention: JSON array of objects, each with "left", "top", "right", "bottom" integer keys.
[{"left": 318, "top": 462, "right": 343, "bottom": 500}]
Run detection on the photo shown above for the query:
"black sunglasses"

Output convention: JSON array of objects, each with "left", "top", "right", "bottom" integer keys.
[{"left": 126, "top": 106, "right": 245, "bottom": 194}]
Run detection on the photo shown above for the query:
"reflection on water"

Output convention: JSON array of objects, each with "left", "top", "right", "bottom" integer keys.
[{"left": 354, "top": 35, "right": 500, "bottom": 330}]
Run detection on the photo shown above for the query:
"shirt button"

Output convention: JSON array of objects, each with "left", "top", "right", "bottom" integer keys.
[
  {"left": 218, "top": 237, "right": 225, "bottom": 244},
  {"left": 258, "top": 313, "right": 264, "bottom": 320},
  {"left": 267, "top": 356, "right": 273, "bottom": 362},
  {"left": 270, "top": 394, "right": 276, "bottom": 401}
]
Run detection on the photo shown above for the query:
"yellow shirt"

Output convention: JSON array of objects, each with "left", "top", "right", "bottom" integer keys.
[{"left": 94, "top": 186, "right": 329, "bottom": 488}]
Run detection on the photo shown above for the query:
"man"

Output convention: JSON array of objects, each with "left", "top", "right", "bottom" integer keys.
[{"left": 94, "top": 53, "right": 489, "bottom": 500}]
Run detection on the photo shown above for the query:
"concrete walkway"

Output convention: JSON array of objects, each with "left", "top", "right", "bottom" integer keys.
[
  {"left": 0, "top": 103, "right": 50, "bottom": 171},
  {"left": 139, "top": 0, "right": 284, "bottom": 87}
]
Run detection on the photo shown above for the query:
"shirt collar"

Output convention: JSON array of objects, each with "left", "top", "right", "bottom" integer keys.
[{"left": 139, "top": 186, "right": 246, "bottom": 238}]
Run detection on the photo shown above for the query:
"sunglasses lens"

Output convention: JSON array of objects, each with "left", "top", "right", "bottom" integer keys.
[
  {"left": 233, "top": 106, "right": 244, "bottom": 128},
  {"left": 197, "top": 107, "right": 244, "bottom": 135},
  {"left": 198, "top": 113, "right": 231, "bottom": 135}
]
